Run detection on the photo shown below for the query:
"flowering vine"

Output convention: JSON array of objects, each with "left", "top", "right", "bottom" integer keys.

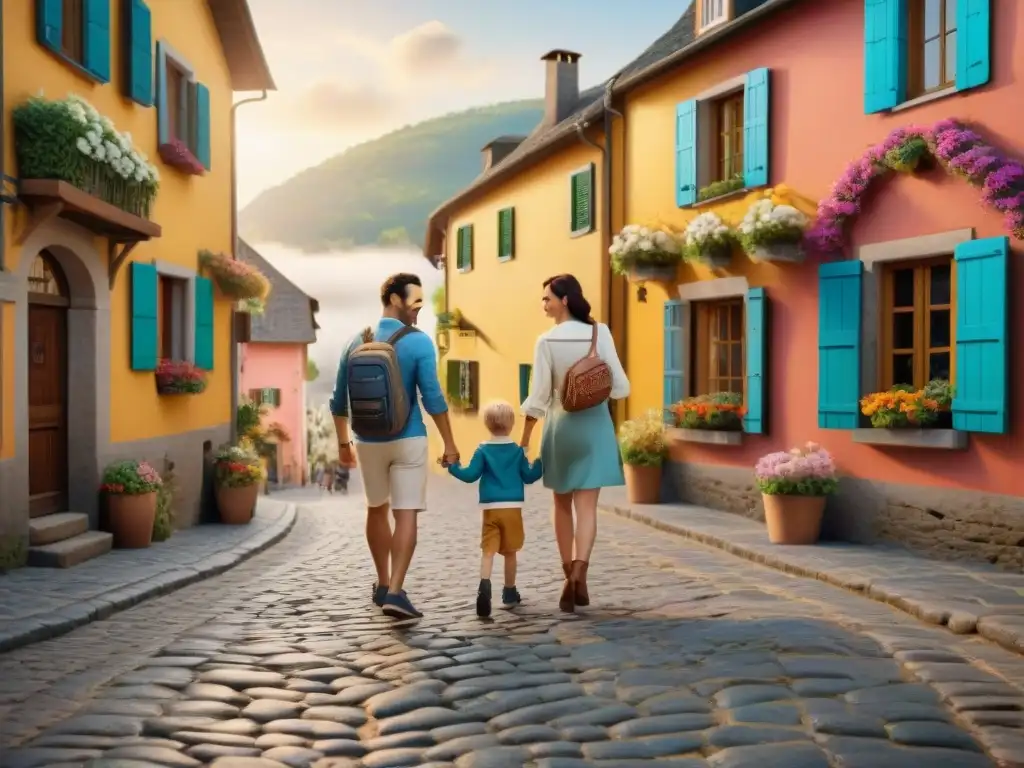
[{"left": 807, "top": 120, "right": 1024, "bottom": 254}]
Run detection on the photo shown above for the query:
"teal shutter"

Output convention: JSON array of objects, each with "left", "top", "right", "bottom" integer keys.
[
  {"left": 126, "top": 0, "right": 153, "bottom": 106},
  {"left": 36, "top": 0, "right": 63, "bottom": 52},
  {"left": 863, "top": 0, "right": 907, "bottom": 114},
  {"left": 675, "top": 99, "right": 697, "bottom": 207},
  {"left": 130, "top": 262, "right": 158, "bottom": 371},
  {"left": 952, "top": 236, "right": 1007, "bottom": 433},
  {"left": 195, "top": 82, "right": 211, "bottom": 169},
  {"left": 956, "top": 0, "right": 991, "bottom": 91},
  {"left": 744, "top": 288, "right": 767, "bottom": 434},
  {"left": 742, "top": 68, "right": 770, "bottom": 189},
  {"left": 663, "top": 300, "right": 684, "bottom": 419},
  {"left": 83, "top": 0, "right": 111, "bottom": 82},
  {"left": 570, "top": 166, "right": 594, "bottom": 235},
  {"left": 194, "top": 276, "right": 215, "bottom": 370},
  {"left": 518, "top": 364, "right": 532, "bottom": 404},
  {"left": 498, "top": 208, "right": 514, "bottom": 260},
  {"left": 156, "top": 42, "right": 170, "bottom": 144},
  {"left": 817, "top": 260, "right": 862, "bottom": 429}
]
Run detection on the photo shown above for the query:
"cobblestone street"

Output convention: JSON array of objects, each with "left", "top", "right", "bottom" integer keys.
[{"left": 2, "top": 479, "right": 1024, "bottom": 768}]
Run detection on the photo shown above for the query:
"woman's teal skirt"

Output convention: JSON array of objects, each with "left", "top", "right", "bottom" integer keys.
[{"left": 540, "top": 401, "right": 624, "bottom": 494}]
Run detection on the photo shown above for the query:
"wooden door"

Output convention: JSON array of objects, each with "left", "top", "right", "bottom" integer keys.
[{"left": 28, "top": 303, "right": 68, "bottom": 516}]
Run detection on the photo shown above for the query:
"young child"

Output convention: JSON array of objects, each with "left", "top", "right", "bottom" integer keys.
[{"left": 447, "top": 401, "right": 543, "bottom": 617}]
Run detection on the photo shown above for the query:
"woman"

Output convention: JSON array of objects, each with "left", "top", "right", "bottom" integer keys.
[{"left": 519, "top": 274, "right": 630, "bottom": 613}]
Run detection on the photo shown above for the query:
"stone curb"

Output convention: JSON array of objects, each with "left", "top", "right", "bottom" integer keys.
[
  {"left": 0, "top": 502, "right": 298, "bottom": 654},
  {"left": 602, "top": 502, "right": 1024, "bottom": 658}
]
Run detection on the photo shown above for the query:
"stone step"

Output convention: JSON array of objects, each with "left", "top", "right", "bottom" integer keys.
[
  {"left": 28, "top": 512, "right": 89, "bottom": 546},
  {"left": 27, "top": 530, "right": 113, "bottom": 568}
]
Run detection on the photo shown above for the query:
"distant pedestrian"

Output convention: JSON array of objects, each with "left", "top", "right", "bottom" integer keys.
[
  {"left": 447, "top": 401, "right": 542, "bottom": 618},
  {"left": 314, "top": 464, "right": 325, "bottom": 491},
  {"left": 334, "top": 463, "right": 350, "bottom": 494}
]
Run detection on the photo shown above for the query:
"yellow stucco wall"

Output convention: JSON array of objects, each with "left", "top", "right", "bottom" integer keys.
[
  {"left": 2, "top": 0, "right": 235, "bottom": 447},
  {"left": 437, "top": 140, "right": 605, "bottom": 463},
  {"left": 0, "top": 303, "right": 12, "bottom": 459}
]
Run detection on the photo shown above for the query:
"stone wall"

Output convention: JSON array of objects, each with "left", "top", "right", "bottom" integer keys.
[{"left": 665, "top": 460, "right": 1024, "bottom": 572}]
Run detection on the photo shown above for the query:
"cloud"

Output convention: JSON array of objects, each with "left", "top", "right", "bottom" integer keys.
[
  {"left": 267, "top": 81, "right": 394, "bottom": 132},
  {"left": 389, "top": 21, "right": 463, "bottom": 76}
]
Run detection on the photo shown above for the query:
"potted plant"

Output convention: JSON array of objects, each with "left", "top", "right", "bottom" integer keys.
[
  {"left": 738, "top": 197, "right": 808, "bottom": 263},
  {"left": 158, "top": 137, "right": 205, "bottom": 176},
  {"left": 214, "top": 444, "right": 264, "bottom": 524},
  {"left": 669, "top": 392, "right": 746, "bottom": 432},
  {"left": 609, "top": 224, "right": 683, "bottom": 282},
  {"left": 100, "top": 460, "right": 162, "bottom": 548},
  {"left": 682, "top": 212, "right": 737, "bottom": 268},
  {"left": 859, "top": 380, "right": 952, "bottom": 429},
  {"left": 199, "top": 249, "right": 271, "bottom": 313},
  {"left": 618, "top": 410, "right": 667, "bottom": 504},
  {"left": 754, "top": 442, "right": 838, "bottom": 545},
  {"left": 156, "top": 359, "right": 207, "bottom": 395}
]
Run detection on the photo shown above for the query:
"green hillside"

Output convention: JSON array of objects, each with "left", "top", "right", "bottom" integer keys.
[{"left": 239, "top": 99, "right": 544, "bottom": 252}]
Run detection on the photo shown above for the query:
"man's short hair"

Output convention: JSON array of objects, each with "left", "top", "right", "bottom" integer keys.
[
  {"left": 482, "top": 401, "right": 516, "bottom": 434},
  {"left": 381, "top": 273, "right": 422, "bottom": 306}
]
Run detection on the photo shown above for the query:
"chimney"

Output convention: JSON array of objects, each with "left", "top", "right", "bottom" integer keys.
[
  {"left": 481, "top": 135, "right": 526, "bottom": 172},
  {"left": 540, "top": 49, "right": 581, "bottom": 127}
]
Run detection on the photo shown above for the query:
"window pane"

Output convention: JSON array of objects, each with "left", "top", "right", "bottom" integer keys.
[
  {"left": 730, "top": 304, "right": 743, "bottom": 340},
  {"left": 924, "top": 38, "right": 941, "bottom": 90},
  {"left": 929, "top": 264, "right": 951, "bottom": 305},
  {"left": 716, "top": 344, "right": 729, "bottom": 380},
  {"left": 924, "top": 0, "right": 942, "bottom": 38},
  {"left": 929, "top": 351, "right": 951, "bottom": 381},
  {"left": 945, "top": 0, "right": 957, "bottom": 32},
  {"left": 945, "top": 31, "right": 957, "bottom": 83},
  {"left": 893, "top": 354, "right": 914, "bottom": 387},
  {"left": 929, "top": 309, "right": 951, "bottom": 348},
  {"left": 717, "top": 308, "right": 729, "bottom": 340},
  {"left": 730, "top": 343, "right": 742, "bottom": 378},
  {"left": 893, "top": 269, "right": 915, "bottom": 307},
  {"left": 893, "top": 312, "right": 915, "bottom": 350}
]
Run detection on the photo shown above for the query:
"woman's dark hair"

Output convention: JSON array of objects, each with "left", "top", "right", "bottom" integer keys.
[{"left": 543, "top": 274, "right": 594, "bottom": 324}]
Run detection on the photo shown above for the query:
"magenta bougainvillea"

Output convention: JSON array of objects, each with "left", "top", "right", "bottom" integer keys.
[
  {"left": 158, "top": 138, "right": 205, "bottom": 176},
  {"left": 807, "top": 120, "right": 1024, "bottom": 254}
]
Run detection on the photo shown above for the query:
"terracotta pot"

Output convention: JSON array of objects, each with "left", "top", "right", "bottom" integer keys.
[
  {"left": 216, "top": 483, "right": 259, "bottom": 524},
  {"left": 107, "top": 492, "right": 157, "bottom": 548},
  {"left": 763, "top": 493, "right": 826, "bottom": 545},
  {"left": 624, "top": 463, "right": 662, "bottom": 504}
]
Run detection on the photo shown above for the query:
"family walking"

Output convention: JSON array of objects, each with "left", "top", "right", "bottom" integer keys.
[{"left": 330, "top": 272, "right": 629, "bottom": 620}]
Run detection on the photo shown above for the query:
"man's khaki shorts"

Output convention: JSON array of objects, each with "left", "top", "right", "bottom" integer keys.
[
  {"left": 481, "top": 507, "right": 525, "bottom": 555},
  {"left": 354, "top": 437, "right": 428, "bottom": 511}
]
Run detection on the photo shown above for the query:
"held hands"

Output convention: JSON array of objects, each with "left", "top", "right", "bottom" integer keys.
[{"left": 437, "top": 443, "right": 460, "bottom": 468}]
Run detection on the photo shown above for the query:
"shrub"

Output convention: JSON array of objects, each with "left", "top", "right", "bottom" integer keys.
[
  {"left": 669, "top": 392, "right": 745, "bottom": 431},
  {"left": 100, "top": 460, "right": 162, "bottom": 495},
  {"left": 618, "top": 410, "right": 667, "bottom": 467}
]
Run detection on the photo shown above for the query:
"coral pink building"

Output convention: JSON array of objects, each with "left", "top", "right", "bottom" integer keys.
[{"left": 238, "top": 240, "right": 318, "bottom": 486}]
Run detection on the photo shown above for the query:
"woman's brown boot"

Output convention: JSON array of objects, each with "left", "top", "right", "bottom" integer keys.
[
  {"left": 571, "top": 560, "right": 590, "bottom": 606},
  {"left": 559, "top": 562, "right": 575, "bottom": 613}
]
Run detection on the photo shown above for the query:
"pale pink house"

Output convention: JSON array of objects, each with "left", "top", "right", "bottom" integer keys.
[{"left": 238, "top": 240, "right": 319, "bottom": 486}]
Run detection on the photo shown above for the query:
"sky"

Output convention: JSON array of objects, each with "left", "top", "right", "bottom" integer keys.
[{"left": 233, "top": 0, "right": 691, "bottom": 207}]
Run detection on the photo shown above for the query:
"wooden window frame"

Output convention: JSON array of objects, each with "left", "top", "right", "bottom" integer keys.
[
  {"left": 697, "top": 0, "right": 733, "bottom": 34},
  {"left": 907, "top": 0, "right": 958, "bottom": 98},
  {"left": 878, "top": 255, "right": 956, "bottom": 391},
  {"left": 691, "top": 298, "right": 745, "bottom": 397},
  {"left": 712, "top": 91, "right": 744, "bottom": 185}
]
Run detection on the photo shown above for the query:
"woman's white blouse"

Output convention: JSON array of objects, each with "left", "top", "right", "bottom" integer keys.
[{"left": 521, "top": 321, "right": 631, "bottom": 419}]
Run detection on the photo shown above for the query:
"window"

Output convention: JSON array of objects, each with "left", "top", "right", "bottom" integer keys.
[
  {"left": 456, "top": 225, "right": 474, "bottom": 272},
  {"left": 712, "top": 92, "right": 744, "bottom": 186},
  {"left": 165, "top": 59, "right": 191, "bottom": 145},
  {"left": 498, "top": 208, "right": 515, "bottom": 261},
  {"left": 908, "top": 0, "right": 957, "bottom": 96},
  {"left": 61, "top": 0, "right": 83, "bottom": 62},
  {"left": 570, "top": 164, "right": 594, "bottom": 236},
  {"left": 692, "top": 299, "right": 745, "bottom": 396},
  {"left": 156, "top": 41, "right": 211, "bottom": 170},
  {"left": 249, "top": 388, "right": 282, "bottom": 407},
  {"left": 158, "top": 275, "right": 188, "bottom": 361},
  {"left": 445, "top": 360, "right": 479, "bottom": 412},
  {"left": 697, "top": 0, "right": 731, "bottom": 32},
  {"left": 880, "top": 257, "right": 954, "bottom": 389}
]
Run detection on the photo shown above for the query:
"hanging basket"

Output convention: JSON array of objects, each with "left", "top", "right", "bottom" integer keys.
[
  {"left": 750, "top": 240, "right": 806, "bottom": 264},
  {"left": 696, "top": 242, "right": 733, "bottom": 268},
  {"left": 629, "top": 263, "right": 677, "bottom": 282}
]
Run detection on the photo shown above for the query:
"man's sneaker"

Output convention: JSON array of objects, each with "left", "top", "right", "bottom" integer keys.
[
  {"left": 501, "top": 586, "right": 522, "bottom": 608},
  {"left": 372, "top": 582, "right": 388, "bottom": 608},
  {"left": 382, "top": 591, "right": 423, "bottom": 619},
  {"left": 476, "top": 579, "right": 492, "bottom": 618}
]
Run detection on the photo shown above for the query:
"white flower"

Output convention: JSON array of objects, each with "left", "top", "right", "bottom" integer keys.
[
  {"left": 93, "top": 145, "right": 106, "bottom": 161},
  {"left": 122, "top": 159, "right": 136, "bottom": 177},
  {"left": 86, "top": 130, "right": 101, "bottom": 147},
  {"left": 104, "top": 141, "right": 122, "bottom": 160},
  {"left": 68, "top": 104, "right": 88, "bottom": 124},
  {"left": 75, "top": 137, "right": 92, "bottom": 156},
  {"left": 100, "top": 116, "right": 114, "bottom": 132}
]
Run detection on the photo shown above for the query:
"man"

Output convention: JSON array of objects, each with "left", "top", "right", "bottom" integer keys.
[{"left": 331, "top": 273, "right": 459, "bottom": 619}]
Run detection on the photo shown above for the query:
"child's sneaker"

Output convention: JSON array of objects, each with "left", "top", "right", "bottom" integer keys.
[
  {"left": 501, "top": 586, "right": 522, "bottom": 608},
  {"left": 476, "top": 579, "right": 492, "bottom": 618}
]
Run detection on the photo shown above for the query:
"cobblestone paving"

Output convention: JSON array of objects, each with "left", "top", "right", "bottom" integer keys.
[{"left": 2, "top": 480, "right": 1024, "bottom": 768}]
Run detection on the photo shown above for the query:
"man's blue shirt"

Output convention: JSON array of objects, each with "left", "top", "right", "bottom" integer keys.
[{"left": 330, "top": 317, "right": 447, "bottom": 443}]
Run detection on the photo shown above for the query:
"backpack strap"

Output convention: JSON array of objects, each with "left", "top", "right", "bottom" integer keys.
[
  {"left": 586, "top": 322, "right": 599, "bottom": 359},
  {"left": 386, "top": 325, "right": 420, "bottom": 346}
]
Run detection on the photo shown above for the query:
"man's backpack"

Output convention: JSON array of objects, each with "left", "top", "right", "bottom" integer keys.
[{"left": 347, "top": 325, "right": 419, "bottom": 439}]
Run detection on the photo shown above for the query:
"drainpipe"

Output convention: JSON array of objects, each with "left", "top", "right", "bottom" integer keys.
[
  {"left": 602, "top": 74, "right": 626, "bottom": 422},
  {"left": 229, "top": 90, "right": 268, "bottom": 443},
  {"left": 0, "top": 0, "right": 6, "bottom": 272}
]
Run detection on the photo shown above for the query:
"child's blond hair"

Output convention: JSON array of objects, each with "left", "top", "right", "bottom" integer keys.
[{"left": 482, "top": 400, "right": 516, "bottom": 435}]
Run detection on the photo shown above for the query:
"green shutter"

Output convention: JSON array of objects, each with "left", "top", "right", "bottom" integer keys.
[
  {"left": 194, "top": 276, "right": 214, "bottom": 370},
  {"left": 156, "top": 42, "right": 170, "bottom": 144},
  {"left": 126, "top": 0, "right": 153, "bottom": 106},
  {"left": 498, "top": 208, "right": 515, "bottom": 261},
  {"left": 518, "top": 364, "right": 532, "bottom": 404},
  {"left": 571, "top": 165, "right": 594, "bottom": 236},
  {"left": 83, "top": 0, "right": 111, "bottom": 82},
  {"left": 36, "top": 0, "right": 63, "bottom": 52},
  {"left": 130, "top": 262, "right": 158, "bottom": 371},
  {"left": 446, "top": 360, "right": 460, "bottom": 400},
  {"left": 195, "top": 82, "right": 211, "bottom": 169},
  {"left": 457, "top": 225, "right": 473, "bottom": 271}
]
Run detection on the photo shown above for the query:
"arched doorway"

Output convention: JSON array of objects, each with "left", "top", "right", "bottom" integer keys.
[{"left": 27, "top": 250, "right": 69, "bottom": 516}]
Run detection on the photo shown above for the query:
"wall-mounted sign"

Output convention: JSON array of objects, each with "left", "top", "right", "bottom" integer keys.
[{"left": 457, "top": 330, "right": 476, "bottom": 340}]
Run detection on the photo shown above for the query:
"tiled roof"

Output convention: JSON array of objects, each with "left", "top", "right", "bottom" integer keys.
[
  {"left": 206, "top": 0, "right": 276, "bottom": 91},
  {"left": 238, "top": 239, "right": 318, "bottom": 344},
  {"left": 423, "top": 0, "right": 795, "bottom": 260}
]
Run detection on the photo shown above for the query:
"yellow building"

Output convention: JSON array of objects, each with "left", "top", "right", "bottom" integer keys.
[{"left": 0, "top": 0, "right": 274, "bottom": 566}]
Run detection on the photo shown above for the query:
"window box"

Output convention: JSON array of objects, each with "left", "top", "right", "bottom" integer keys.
[
  {"left": 155, "top": 359, "right": 207, "bottom": 395},
  {"left": 852, "top": 428, "right": 967, "bottom": 451},
  {"left": 159, "top": 138, "right": 205, "bottom": 176},
  {"left": 630, "top": 263, "right": 677, "bottom": 282},
  {"left": 669, "top": 427, "right": 743, "bottom": 446},
  {"left": 694, "top": 243, "right": 733, "bottom": 269},
  {"left": 750, "top": 241, "right": 804, "bottom": 264}
]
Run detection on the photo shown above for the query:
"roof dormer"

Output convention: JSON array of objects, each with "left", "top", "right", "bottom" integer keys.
[{"left": 696, "top": 0, "right": 733, "bottom": 34}]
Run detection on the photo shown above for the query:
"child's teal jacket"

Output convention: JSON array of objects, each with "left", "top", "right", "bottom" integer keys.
[{"left": 448, "top": 437, "right": 543, "bottom": 507}]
